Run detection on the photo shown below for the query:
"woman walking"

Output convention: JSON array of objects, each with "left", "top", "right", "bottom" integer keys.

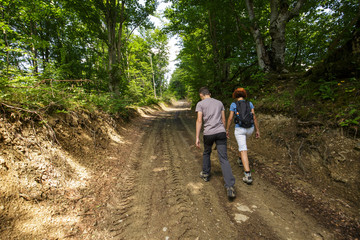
[{"left": 226, "top": 88, "right": 260, "bottom": 184}]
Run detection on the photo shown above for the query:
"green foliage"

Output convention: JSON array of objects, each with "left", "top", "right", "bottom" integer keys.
[
  {"left": 88, "top": 92, "right": 129, "bottom": 114},
  {"left": 166, "top": 0, "right": 359, "bottom": 101},
  {"left": 0, "top": 0, "right": 170, "bottom": 118},
  {"left": 336, "top": 104, "right": 360, "bottom": 127},
  {"left": 0, "top": 75, "right": 127, "bottom": 117},
  {"left": 313, "top": 79, "right": 337, "bottom": 101},
  {"left": 165, "top": 0, "right": 258, "bottom": 103},
  {"left": 2, "top": 0, "right": 359, "bottom": 131},
  {"left": 246, "top": 71, "right": 268, "bottom": 92},
  {"left": 291, "top": 74, "right": 359, "bottom": 127},
  {"left": 167, "top": 68, "right": 189, "bottom": 100}
]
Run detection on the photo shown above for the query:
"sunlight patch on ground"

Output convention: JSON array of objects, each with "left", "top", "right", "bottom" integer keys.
[
  {"left": 158, "top": 102, "right": 170, "bottom": 110},
  {"left": 187, "top": 182, "right": 203, "bottom": 195},
  {"left": 107, "top": 128, "right": 125, "bottom": 144},
  {"left": 7, "top": 145, "right": 91, "bottom": 238},
  {"left": 136, "top": 106, "right": 159, "bottom": 118},
  {"left": 153, "top": 167, "right": 168, "bottom": 172},
  {"left": 165, "top": 107, "right": 191, "bottom": 112},
  {"left": 168, "top": 100, "right": 191, "bottom": 109},
  {"left": 80, "top": 132, "right": 92, "bottom": 141},
  {"left": 133, "top": 101, "right": 191, "bottom": 118},
  {"left": 62, "top": 153, "right": 90, "bottom": 188},
  {"left": 234, "top": 213, "right": 249, "bottom": 223},
  {"left": 22, "top": 141, "right": 91, "bottom": 189},
  {"left": 234, "top": 202, "right": 256, "bottom": 224},
  {"left": 236, "top": 203, "right": 253, "bottom": 212},
  {"left": 30, "top": 145, "right": 92, "bottom": 189},
  {"left": 16, "top": 204, "right": 80, "bottom": 239},
  {"left": 103, "top": 122, "right": 127, "bottom": 144}
]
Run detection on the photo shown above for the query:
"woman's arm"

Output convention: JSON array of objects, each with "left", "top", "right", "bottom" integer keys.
[
  {"left": 251, "top": 109, "right": 260, "bottom": 138},
  {"left": 226, "top": 111, "right": 234, "bottom": 138}
]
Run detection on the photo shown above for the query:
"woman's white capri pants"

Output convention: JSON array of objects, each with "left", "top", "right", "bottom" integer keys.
[{"left": 234, "top": 127, "right": 254, "bottom": 151}]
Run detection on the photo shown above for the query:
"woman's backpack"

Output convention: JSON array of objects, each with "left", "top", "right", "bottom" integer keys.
[{"left": 234, "top": 100, "right": 254, "bottom": 128}]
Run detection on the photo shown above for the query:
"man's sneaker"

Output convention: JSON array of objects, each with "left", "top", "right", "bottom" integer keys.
[
  {"left": 200, "top": 171, "right": 210, "bottom": 182},
  {"left": 237, "top": 157, "right": 243, "bottom": 167},
  {"left": 243, "top": 174, "right": 253, "bottom": 185},
  {"left": 226, "top": 186, "right": 236, "bottom": 198}
]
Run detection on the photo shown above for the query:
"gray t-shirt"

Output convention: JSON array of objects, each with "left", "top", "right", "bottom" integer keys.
[{"left": 195, "top": 98, "right": 226, "bottom": 136}]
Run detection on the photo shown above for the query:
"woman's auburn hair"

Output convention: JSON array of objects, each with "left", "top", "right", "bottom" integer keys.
[{"left": 232, "top": 88, "right": 247, "bottom": 99}]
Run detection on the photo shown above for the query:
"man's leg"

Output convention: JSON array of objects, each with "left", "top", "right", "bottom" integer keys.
[
  {"left": 215, "top": 132, "right": 235, "bottom": 188},
  {"left": 202, "top": 135, "right": 214, "bottom": 175}
]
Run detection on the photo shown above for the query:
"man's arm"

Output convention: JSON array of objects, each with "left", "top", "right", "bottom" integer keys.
[
  {"left": 196, "top": 111, "right": 203, "bottom": 148},
  {"left": 221, "top": 110, "right": 226, "bottom": 127}
]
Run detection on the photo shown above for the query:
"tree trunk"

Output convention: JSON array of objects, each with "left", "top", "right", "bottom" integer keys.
[
  {"left": 149, "top": 53, "right": 156, "bottom": 98},
  {"left": 269, "top": 0, "right": 289, "bottom": 72},
  {"left": 246, "top": 0, "right": 305, "bottom": 72},
  {"left": 291, "top": 31, "right": 301, "bottom": 68},
  {"left": 208, "top": 9, "right": 222, "bottom": 82},
  {"left": 117, "top": 1, "right": 125, "bottom": 64},
  {"left": 269, "top": 0, "right": 305, "bottom": 72},
  {"left": 229, "top": 0, "right": 247, "bottom": 49},
  {"left": 222, "top": 45, "right": 231, "bottom": 83},
  {"left": 30, "top": 20, "right": 38, "bottom": 74},
  {"left": 269, "top": 15, "right": 287, "bottom": 72},
  {"left": 106, "top": 0, "right": 119, "bottom": 95},
  {"left": 44, "top": 47, "right": 49, "bottom": 71},
  {"left": 245, "top": 0, "right": 271, "bottom": 72},
  {"left": 1, "top": 9, "right": 9, "bottom": 75}
]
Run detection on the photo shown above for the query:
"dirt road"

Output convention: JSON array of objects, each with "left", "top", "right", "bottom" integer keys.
[
  {"left": 93, "top": 102, "right": 335, "bottom": 240},
  {"left": 2, "top": 100, "right": 359, "bottom": 239}
]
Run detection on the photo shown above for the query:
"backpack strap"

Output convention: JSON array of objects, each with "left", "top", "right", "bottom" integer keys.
[
  {"left": 245, "top": 100, "right": 250, "bottom": 112},
  {"left": 234, "top": 101, "right": 240, "bottom": 124},
  {"left": 234, "top": 100, "right": 239, "bottom": 113},
  {"left": 235, "top": 100, "right": 247, "bottom": 113}
]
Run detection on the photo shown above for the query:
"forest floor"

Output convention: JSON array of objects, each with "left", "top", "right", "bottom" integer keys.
[{"left": 0, "top": 100, "right": 359, "bottom": 239}]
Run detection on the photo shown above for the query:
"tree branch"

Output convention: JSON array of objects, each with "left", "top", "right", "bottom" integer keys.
[
  {"left": 288, "top": 0, "right": 306, "bottom": 20},
  {"left": 270, "top": 0, "right": 279, "bottom": 24}
]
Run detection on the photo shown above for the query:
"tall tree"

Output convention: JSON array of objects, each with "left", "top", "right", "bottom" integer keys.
[
  {"left": 245, "top": 0, "right": 306, "bottom": 72},
  {"left": 125, "top": 28, "right": 168, "bottom": 103},
  {"left": 64, "top": 0, "right": 157, "bottom": 94},
  {"left": 145, "top": 28, "right": 169, "bottom": 97},
  {"left": 165, "top": 0, "right": 249, "bottom": 96}
]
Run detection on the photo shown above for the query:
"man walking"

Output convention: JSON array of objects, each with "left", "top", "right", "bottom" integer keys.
[{"left": 195, "top": 87, "right": 236, "bottom": 198}]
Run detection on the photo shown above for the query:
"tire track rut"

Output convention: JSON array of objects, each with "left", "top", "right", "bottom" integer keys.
[
  {"left": 106, "top": 106, "right": 336, "bottom": 240},
  {"left": 179, "top": 108, "right": 335, "bottom": 240}
]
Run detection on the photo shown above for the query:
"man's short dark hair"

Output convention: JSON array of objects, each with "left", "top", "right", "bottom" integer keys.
[{"left": 199, "top": 87, "right": 211, "bottom": 96}]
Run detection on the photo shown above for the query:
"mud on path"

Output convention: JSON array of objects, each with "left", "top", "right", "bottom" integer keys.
[{"left": 93, "top": 102, "right": 336, "bottom": 240}]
